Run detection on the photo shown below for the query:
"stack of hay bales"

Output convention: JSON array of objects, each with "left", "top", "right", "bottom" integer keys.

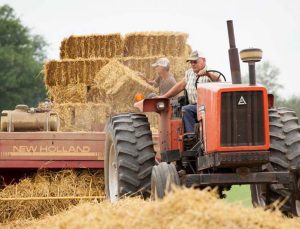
[{"left": 44, "top": 32, "right": 191, "bottom": 131}]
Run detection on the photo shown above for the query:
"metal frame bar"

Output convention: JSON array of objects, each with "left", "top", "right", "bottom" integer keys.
[{"left": 183, "top": 171, "right": 291, "bottom": 187}]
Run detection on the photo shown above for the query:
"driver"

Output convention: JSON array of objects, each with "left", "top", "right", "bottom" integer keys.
[{"left": 159, "top": 50, "right": 220, "bottom": 133}]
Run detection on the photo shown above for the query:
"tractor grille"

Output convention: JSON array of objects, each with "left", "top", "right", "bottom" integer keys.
[{"left": 220, "top": 91, "right": 265, "bottom": 147}]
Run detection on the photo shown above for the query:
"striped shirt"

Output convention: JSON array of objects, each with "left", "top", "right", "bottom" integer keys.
[{"left": 184, "top": 68, "right": 211, "bottom": 104}]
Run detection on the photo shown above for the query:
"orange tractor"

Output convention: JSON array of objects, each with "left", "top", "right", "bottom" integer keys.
[{"left": 104, "top": 20, "right": 300, "bottom": 216}]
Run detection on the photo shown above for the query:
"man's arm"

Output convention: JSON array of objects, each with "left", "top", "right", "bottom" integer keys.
[
  {"left": 197, "top": 68, "right": 221, "bottom": 82},
  {"left": 138, "top": 73, "right": 158, "bottom": 87},
  {"left": 161, "top": 78, "right": 186, "bottom": 98},
  {"left": 207, "top": 72, "right": 221, "bottom": 82},
  {"left": 145, "top": 79, "right": 157, "bottom": 86}
]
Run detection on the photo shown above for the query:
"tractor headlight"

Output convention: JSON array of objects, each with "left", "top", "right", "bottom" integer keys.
[{"left": 156, "top": 102, "right": 165, "bottom": 111}]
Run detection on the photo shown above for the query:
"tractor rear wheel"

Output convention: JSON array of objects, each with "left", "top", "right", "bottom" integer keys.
[
  {"left": 104, "top": 113, "right": 155, "bottom": 201},
  {"left": 151, "top": 162, "right": 180, "bottom": 200},
  {"left": 251, "top": 107, "right": 300, "bottom": 216}
]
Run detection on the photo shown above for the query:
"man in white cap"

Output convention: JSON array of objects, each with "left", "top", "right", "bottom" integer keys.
[
  {"left": 159, "top": 50, "right": 220, "bottom": 133},
  {"left": 139, "top": 57, "right": 177, "bottom": 97}
]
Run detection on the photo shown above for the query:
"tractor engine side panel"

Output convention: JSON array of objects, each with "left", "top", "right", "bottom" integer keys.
[{"left": 197, "top": 83, "right": 270, "bottom": 153}]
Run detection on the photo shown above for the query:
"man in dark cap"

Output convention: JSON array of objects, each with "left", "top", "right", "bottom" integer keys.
[{"left": 159, "top": 50, "right": 220, "bottom": 133}]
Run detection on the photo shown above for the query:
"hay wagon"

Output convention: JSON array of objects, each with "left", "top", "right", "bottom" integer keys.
[{"left": 0, "top": 104, "right": 159, "bottom": 185}]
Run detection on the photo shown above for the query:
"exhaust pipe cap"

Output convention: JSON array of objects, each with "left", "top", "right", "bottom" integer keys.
[{"left": 240, "top": 48, "right": 262, "bottom": 63}]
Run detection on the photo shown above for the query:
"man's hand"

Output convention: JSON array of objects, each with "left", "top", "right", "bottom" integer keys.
[{"left": 197, "top": 68, "right": 207, "bottom": 77}]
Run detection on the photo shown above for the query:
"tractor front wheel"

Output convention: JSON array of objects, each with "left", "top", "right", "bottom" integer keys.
[
  {"left": 104, "top": 113, "right": 155, "bottom": 201},
  {"left": 151, "top": 162, "right": 180, "bottom": 200}
]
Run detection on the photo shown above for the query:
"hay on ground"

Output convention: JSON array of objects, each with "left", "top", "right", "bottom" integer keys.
[
  {"left": 60, "top": 34, "right": 124, "bottom": 59},
  {"left": 4, "top": 188, "right": 300, "bottom": 229},
  {"left": 44, "top": 58, "right": 110, "bottom": 86},
  {"left": 123, "top": 32, "right": 188, "bottom": 57},
  {"left": 0, "top": 169, "right": 104, "bottom": 223}
]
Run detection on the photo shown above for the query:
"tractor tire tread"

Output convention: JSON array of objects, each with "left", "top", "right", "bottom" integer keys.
[{"left": 105, "top": 113, "right": 155, "bottom": 199}]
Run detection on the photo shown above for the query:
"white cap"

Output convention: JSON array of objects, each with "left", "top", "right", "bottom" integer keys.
[{"left": 151, "top": 57, "right": 170, "bottom": 68}]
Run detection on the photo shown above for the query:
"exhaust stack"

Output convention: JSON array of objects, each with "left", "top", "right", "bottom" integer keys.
[{"left": 227, "top": 20, "right": 242, "bottom": 84}]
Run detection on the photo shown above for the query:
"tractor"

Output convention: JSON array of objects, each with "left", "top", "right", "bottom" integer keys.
[{"left": 104, "top": 20, "right": 300, "bottom": 216}]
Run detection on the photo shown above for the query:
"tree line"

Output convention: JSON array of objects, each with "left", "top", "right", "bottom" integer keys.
[{"left": 0, "top": 4, "right": 46, "bottom": 111}]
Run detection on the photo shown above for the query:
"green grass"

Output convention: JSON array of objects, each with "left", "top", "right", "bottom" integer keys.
[{"left": 224, "top": 185, "right": 252, "bottom": 207}]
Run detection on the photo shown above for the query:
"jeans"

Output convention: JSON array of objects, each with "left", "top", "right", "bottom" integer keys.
[{"left": 182, "top": 104, "right": 197, "bottom": 132}]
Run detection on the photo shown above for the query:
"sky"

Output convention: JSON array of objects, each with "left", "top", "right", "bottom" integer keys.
[{"left": 1, "top": 0, "right": 300, "bottom": 97}]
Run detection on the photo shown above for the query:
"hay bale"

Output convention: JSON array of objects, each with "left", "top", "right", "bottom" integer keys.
[
  {"left": 119, "top": 56, "right": 189, "bottom": 82},
  {"left": 0, "top": 169, "right": 104, "bottom": 223},
  {"left": 146, "top": 113, "right": 158, "bottom": 133},
  {"left": 86, "top": 85, "right": 106, "bottom": 103},
  {"left": 185, "top": 44, "right": 192, "bottom": 56},
  {"left": 44, "top": 58, "right": 110, "bottom": 86},
  {"left": 47, "top": 84, "right": 88, "bottom": 103},
  {"left": 94, "top": 60, "right": 157, "bottom": 112},
  {"left": 7, "top": 188, "right": 300, "bottom": 229},
  {"left": 123, "top": 32, "right": 188, "bottom": 57},
  {"left": 52, "top": 103, "right": 111, "bottom": 132},
  {"left": 60, "top": 34, "right": 124, "bottom": 59},
  {"left": 51, "top": 103, "right": 75, "bottom": 131},
  {"left": 44, "top": 56, "right": 189, "bottom": 87},
  {"left": 53, "top": 102, "right": 158, "bottom": 132}
]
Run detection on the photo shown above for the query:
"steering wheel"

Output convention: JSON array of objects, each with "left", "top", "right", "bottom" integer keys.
[
  {"left": 207, "top": 70, "right": 226, "bottom": 82},
  {"left": 194, "top": 70, "right": 226, "bottom": 89}
]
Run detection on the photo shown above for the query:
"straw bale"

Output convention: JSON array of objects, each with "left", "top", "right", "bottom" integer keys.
[
  {"left": 123, "top": 32, "right": 188, "bottom": 57},
  {"left": 94, "top": 60, "right": 157, "bottom": 112},
  {"left": 44, "top": 56, "right": 189, "bottom": 87},
  {"left": 44, "top": 58, "right": 110, "bottom": 86},
  {"left": 146, "top": 113, "right": 158, "bottom": 133},
  {"left": 169, "top": 56, "right": 190, "bottom": 82},
  {"left": 60, "top": 34, "right": 124, "bottom": 59},
  {"left": 47, "top": 83, "right": 88, "bottom": 103},
  {"left": 53, "top": 102, "right": 158, "bottom": 132},
  {"left": 119, "top": 56, "right": 189, "bottom": 82},
  {"left": 43, "top": 60, "right": 58, "bottom": 86},
  {"left": 0, "top": 169, "right": 104, "bottom": 223},
  {"left": 51, "top": 103, "right": 74, "bottom": 130},
  {"left": 185, "top": 44, "right": 192, "bottom": 56},
  {"left": 6, "top": 188, "right": 300, "bottom": 229},
  {"left": 86, "top": 85, "right": 106, "bottom": 103},
  {"left": 52, "top": 103, "right": 111, "bottom": 131}
]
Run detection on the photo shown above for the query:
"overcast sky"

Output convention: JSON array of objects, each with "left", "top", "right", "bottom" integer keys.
[{"left": 1, "top": 0, "right": 300, "bottom": 97}]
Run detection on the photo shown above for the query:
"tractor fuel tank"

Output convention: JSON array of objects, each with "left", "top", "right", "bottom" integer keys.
[{"left": 1, "top": 104, "right": 60, "bottom": 132}]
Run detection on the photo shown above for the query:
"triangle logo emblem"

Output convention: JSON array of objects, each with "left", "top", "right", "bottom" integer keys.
[{"left": 238, "top": 96, "right": 247, "bottom": 105}]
